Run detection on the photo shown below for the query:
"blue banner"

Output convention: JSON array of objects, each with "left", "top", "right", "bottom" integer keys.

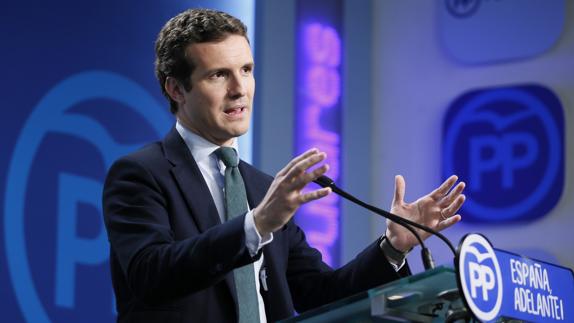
[{"left": 457, "top": 233, "right": 574, "bottom": 322}]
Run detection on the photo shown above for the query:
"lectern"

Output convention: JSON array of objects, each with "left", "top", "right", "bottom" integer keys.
[
  {"left": 281, "top": 266, "right": 465, "bottom": 322},
  {"left": 282, "top": 234, "right": 574, "bottom": 323}
]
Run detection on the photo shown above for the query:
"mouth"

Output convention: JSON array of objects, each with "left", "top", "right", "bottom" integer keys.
[{"left": 224, "top": 106, "right": 246, "bottom": 117}]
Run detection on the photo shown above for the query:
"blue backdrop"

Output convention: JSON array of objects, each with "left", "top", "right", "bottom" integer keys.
[{"left": 0, "top": 1, "right": 252, "bottom": 322}]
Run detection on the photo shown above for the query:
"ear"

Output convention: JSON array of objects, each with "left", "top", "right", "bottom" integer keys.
[{"left": 164, "top": 77, "right": 186, "bottom": 105}]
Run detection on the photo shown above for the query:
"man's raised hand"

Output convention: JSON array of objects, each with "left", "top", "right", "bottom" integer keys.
[
  {"left": 386, "top": 175, "right": 466, "bottom": 252},
  {"left": 253, "top": 148, "right": 331, "bottom": 235}
]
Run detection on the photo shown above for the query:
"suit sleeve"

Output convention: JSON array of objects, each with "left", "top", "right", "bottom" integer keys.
[
  {"left": 284, "top": 221, "right": 410, "bottom": 313},
  {"left": 103, "top": 157, "right": 256, "bottom": 302}
]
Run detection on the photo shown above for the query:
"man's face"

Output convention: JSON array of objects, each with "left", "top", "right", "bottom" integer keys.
[{"left": 177, "top": 34, "right": 254, "bottom": 146}]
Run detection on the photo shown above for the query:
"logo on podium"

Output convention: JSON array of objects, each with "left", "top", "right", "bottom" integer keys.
[
  {"left": 457, "top": 234, "right": 503, "bottom": 321},
  {"left": 457, "top": 233, "right": 574, "bottom": 322}
]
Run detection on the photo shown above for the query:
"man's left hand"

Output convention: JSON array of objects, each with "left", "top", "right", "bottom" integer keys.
[{"left": 385, "top": 175, "right": 465, "bottom": 252}]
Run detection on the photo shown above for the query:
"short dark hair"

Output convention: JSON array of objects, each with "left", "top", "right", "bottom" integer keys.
[{"left": 155, "top": 8, "right": 248, "bottom": 114}]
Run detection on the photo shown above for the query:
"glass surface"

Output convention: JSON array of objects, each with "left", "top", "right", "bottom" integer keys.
[{"left": 281, "top": 266, "right": 464, "bottom": 323}]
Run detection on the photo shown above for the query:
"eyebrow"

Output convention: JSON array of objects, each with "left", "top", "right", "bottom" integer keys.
[{"left": 201, "top": 62, "right": 255, "bottom": 76}]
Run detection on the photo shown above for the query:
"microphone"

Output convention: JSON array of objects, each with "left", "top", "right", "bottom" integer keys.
[{"left": 314, "top": 175, "right": 457, "bottom": 270}]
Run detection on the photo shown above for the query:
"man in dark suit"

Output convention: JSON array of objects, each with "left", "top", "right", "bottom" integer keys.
[{"left": 103, "top": 8, "right": 466, "bottom": 323}]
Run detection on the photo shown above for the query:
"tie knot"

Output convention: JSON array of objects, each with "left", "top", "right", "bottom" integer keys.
[{"left": 215, "top": 147, "right": 239, "bottom": 167}]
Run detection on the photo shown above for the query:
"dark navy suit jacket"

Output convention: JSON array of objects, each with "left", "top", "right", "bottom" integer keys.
[{"left": 103, "top": 127, "right": 409, "bottom": 322}]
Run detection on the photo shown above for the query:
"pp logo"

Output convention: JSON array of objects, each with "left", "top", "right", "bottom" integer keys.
[
  {"left": 443, "top": 84, "right": 564, "bottom": 222},
  {"left": 4, "top": 71, "right": 171, "bottom": 323},
  {"left": 458, "top": 234, "right": 503, "bottom": 321},
  {"left": 439, "top": 1, "right": 565, "bottom": 64}
]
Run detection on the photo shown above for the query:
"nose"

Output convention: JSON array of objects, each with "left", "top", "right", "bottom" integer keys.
[{"left": 227, "top": 72, "right": 248, "bottom": 99}]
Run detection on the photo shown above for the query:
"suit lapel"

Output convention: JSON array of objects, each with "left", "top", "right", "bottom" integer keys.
[
  {"left": 239, "top": 161, "right": 270, "bottom": 209},
  {"left": 163, "top": 128, "right": 274, "bottom": 313},
  {"left": 163, "top": 127, "right": 221, "bottom": 233},
  {"left": 163, "top": 127, "right": 240, "bottom": 309}
]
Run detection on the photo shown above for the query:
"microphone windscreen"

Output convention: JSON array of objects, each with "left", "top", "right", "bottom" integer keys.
[{"left": 314, "top": 175, "right": 335, "bottom": 188}]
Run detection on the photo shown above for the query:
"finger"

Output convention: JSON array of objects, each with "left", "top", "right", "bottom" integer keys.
[
  {"left": 442, "top": 194, "right": 466, "bottom": 218},
  {"left": 430, "top": 175, "right": 458, "bottom": 200},
  {"left": 277, "top": 148, "right": 318, "bottom": 177},
  {"left": 295, "top": 164, "right": 329, "bottom": 188},
  {"left": 437, "top": 214, "right": 461, "bottom": 231},
  {"left": 285, "top": 152, "right": 326, "bottom": 184},
  {"left": 299, "top": 187, "right": 331, "bottom": 203},
  {"left": 391, "top": 175, "right": 406, "bottom": 207},
  {"left": 439, "top": 181, "right": 466, "bottom": 208}
]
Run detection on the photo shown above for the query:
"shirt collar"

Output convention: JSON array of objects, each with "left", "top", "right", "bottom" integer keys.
[{"left": 175, "top": 120, "right": 239, "bottom": 164}]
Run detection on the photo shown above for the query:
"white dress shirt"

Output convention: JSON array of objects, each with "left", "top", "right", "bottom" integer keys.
[{"left": 176, "top": 121, "right": 272, "bottom": 323}]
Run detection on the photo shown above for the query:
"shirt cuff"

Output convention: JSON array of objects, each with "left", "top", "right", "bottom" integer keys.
[
  {"left": 380, "top": 235, "right": 409, "bottom": 272},
  {"left": 244, "top": 210, "right": 273, "bottom": 256},
  {"left": 389, "top": 259, "right": 406, "bottom": 272}
]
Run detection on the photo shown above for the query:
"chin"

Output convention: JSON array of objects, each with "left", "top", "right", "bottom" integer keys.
[
  {"left": 230, "top": 122, "right": 250, "bottom": 136},
  {"left": 230, "top": 127, "right": 249, "bottom": 138}
]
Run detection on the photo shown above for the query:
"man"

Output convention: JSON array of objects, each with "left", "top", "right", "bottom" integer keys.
[{"left": 103, "top": 8, "right": 465, "bottom": 323}]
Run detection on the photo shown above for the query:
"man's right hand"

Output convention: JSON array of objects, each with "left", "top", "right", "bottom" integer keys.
[{"left": 253, "top": 148, "right": 331, "bottom": 236}]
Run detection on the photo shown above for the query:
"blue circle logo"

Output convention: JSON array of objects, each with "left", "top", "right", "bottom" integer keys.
[
  {"left": 4, "top": 71, "right": 171, "bottom": 323},
  {"left": 443, "top": 84, "right": 564, "bottom": 222},
  {"left": 458, "top": 234, "right": 503, "bottom": 321}
]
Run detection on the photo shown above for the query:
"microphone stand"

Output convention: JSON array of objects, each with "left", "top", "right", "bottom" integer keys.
[{"left": 315, "top": 175, "right": 457, "bottom": 270}]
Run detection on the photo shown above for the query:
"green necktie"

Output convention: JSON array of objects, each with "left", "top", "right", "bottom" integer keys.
[{"left": 214, "top": 147, "right": 260, "bottom": 323}]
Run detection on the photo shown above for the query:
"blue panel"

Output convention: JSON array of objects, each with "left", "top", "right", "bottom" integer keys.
[
  {"left": 0, "top": 2, "right": 253, "bottom": 322},
  {"left": 442, "top": 84, "right": 564, "bottom": 222},
  {"left": 439, "top": 0, "right": 565, "bottom": 64},
  {"left": 457, "top": 234, "right": 574, "bottom": 322}
]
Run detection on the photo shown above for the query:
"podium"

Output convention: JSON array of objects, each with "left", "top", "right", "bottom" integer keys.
[
  {"left": 282, "top": 234, "right": 574, "bottom": 323},
  {"left": 281, "top": 266, "right": 467, "bottom": 322}
]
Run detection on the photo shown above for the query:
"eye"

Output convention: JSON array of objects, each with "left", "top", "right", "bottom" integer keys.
[
  {"left": 210, "top": 70, "right": 227, "bottom": 79},
  {"left": 242, "top": 65, "right": 253, "bottom": 75}
]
